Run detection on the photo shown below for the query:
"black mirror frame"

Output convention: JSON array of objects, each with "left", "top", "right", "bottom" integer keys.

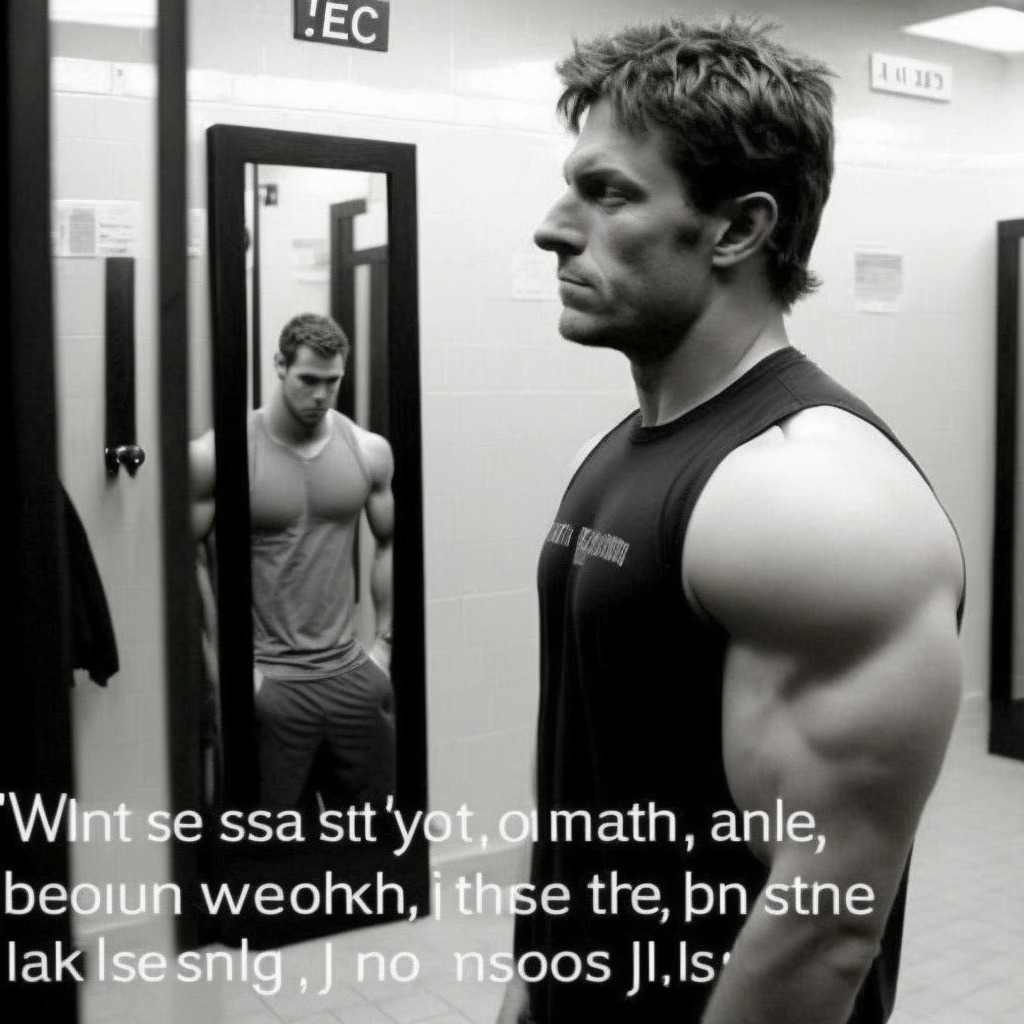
[
  {"left": 204, "top": 124, "right": 429, "bottom": 913},
  {"left": 991, "top": 218, "right": 1024, "bottom": 761}
]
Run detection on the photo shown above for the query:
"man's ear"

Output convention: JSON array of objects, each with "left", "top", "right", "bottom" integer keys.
[
  {"left": 274, "top": 352, "right": 287, "bottom": 380},
  {"left": 711, "top": 192, "right": 778, "bottom": 269}
]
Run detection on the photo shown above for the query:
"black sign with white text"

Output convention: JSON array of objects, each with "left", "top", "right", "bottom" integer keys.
[{"left": 293, "top": 0, "right": 390, "bottom": 53}]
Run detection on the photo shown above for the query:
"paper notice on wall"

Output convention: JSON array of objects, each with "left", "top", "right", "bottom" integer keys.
[
  {"left": 291, "top": 237, "right": 329, "bottom": 267},
  {"left": 855, "top": 250, "right": 903, "bottom": 313},
  {"left": 511, "top": 247, "right": 558, "bottom": 301},
  {"left": 52, "top": 200, "right": 140, "bottom": 258},
  {"left": 188, "top": 209, "right": 207, "bottom": 259},
  {"left": 290, "top": 237, "right": 329, "bottom": 283}
]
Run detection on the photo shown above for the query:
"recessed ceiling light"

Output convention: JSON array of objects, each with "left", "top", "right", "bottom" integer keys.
[
  {"left": 50, "top": 0, "right": 156, "bottom": 30},
  {"left": 903, "top": 6, "right": 1024, "bottom": 54}
]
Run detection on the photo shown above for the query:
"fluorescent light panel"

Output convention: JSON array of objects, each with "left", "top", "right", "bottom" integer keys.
[
  {"left": 50, "top": 0, "right": 157, "bottom": 30},
  {"left": 903, "top": 6, "right": 1024, "bottom": 54}
]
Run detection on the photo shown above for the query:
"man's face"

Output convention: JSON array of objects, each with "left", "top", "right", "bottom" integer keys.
[
  {"left": 276, "top": 344, "right": 345, "bottom": 428},
  {"left": 534, "top": 99, "right": 720, "bottom": 361}
]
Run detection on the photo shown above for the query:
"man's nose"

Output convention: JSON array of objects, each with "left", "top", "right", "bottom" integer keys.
[{"left": 534, "top": 192, "right": 584, "bottom": 255}]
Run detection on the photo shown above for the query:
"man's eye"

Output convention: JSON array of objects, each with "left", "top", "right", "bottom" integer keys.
[
  {"left": 593, "top": 183, "right": 627, "bottom": 204},
  {"left": 572, "top": 174, "right": 632, "bottom": 205}
]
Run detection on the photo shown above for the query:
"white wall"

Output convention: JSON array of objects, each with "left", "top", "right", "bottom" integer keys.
[
  {"left": 1004, "top": 54, "right": 1024, "bottom": 154},
  {"left": 51, "top": 58, "right": 171, "bottom": 898},
  {"left": 49, "top": 33, "right": 184, "bottom": 1024},
  {"left": 51, "top": 1, "right": 1021, "bottom": 893}
]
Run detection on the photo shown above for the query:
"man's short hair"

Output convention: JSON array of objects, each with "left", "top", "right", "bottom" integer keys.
[
  {"left": 555, "top": 16, "right": 835, "bottom": 310},
  {"left": 278, "top": 313, "right": 351, "bottom": 365}
]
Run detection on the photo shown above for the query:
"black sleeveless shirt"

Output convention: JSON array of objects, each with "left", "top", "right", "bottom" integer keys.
[{"left": 517, "top": 347, "right": 955, "bottom": 1023}]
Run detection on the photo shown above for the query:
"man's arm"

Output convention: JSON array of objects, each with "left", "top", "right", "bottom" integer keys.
[
  {"left": 684, "top": 412, "right": 964, "bottom": 1024},
  {"left": 189, "top": 430, "right": 216, "bottom": 541},
  {"left": 357, "top": 428, "right": 395, "bottom": 674}
]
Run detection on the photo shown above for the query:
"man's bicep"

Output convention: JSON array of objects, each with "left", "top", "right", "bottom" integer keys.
[
  {"left": 189, "top": 433, "right": 217, "bottom": 539},
  {"left": 189, "top": 432, "right": 216, "bottom": 498},
  {"left": 693, "top": 438, "right": 963, "bottom": 915},
  {"left": 365, "top": 483, "right": 395, "bottom": 545},
  {"left": 721, "top": 592, "right": 962, "bottom": 917},
  {"left": 358, "top": 431, "right": 395, "bottom": 544}
]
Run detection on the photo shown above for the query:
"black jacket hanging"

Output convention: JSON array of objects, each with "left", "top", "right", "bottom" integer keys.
[{"left": 62, "top": 483, "right": 119, "bottom": 686}]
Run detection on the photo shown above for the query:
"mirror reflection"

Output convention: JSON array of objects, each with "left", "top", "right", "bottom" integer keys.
[
  {"left": 193, "top": 164, "right": 398, "bottom": 812},
  {"left": 192, "top": 127, "right": 427, "bottom": 946},
  {"left": 244, "top": 164, "right": 390, "bottom": 430},
  {"left": 243, "top": 165, "right": 396, "bottom": 813},
  {"left": 195, "top": 308, "right": 397, "bottom": 813}
]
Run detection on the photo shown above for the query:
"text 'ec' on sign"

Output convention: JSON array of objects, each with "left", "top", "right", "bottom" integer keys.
[{"left": 293, "top": 0, "right": 390, "bottom": 53}]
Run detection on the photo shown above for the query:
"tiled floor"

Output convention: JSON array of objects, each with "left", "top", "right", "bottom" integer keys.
[
  {"left": 887, "top": 699, "right": 1024, "bottom": 1024},
  {"left": 80, "top": 697, "right": 1023, "bottom": 1023}
]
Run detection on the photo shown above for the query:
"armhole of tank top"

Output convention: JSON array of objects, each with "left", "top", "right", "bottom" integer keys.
[
  {"left": 334, "top": 412, "right": 374, "bottom": 489},
  {"left": 660, "top": 454, "right": 734, "bottom": 635},
  {"left": 781, "top": 396, "right": 968, "bottom": 625},
  {"left": 658, "top": 387, "right": 806, "bottom": 599},
  {"left": 663, "top": 394, "right": 967, "bottom": 628}
]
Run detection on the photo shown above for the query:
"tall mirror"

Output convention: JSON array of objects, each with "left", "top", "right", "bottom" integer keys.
[
  {"left": 992, "top": 217, "right": 1024, "bottom": 762},
  {"left": 200, "top": 125, "right": 428, "bottom": 947}
]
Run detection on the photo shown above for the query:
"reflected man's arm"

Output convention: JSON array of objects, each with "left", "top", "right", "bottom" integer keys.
[
  {"left": 358, "top": 427, "right": 395, "bottom": 674},
  {"left": 189, "top": 430, "right": 216, "bottom": 542}
]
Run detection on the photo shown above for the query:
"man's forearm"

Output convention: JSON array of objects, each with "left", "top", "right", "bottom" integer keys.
[
  {"left": 370, "top": 543, "right": 393, "bottom": 634},
  {"left": 701, "top": 905, "right": 879, "bottom": 1024}
]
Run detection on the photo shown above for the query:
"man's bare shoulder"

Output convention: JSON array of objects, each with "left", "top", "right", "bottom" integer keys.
[
  {"left": 344, "top": 415, "right": 394, "bottom": 483},
  {"left": 684, "top": 405, "right": 964, "bottom": 639}
]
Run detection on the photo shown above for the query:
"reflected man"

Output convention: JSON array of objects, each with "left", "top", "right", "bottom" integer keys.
[
  {"left": 499, "top": 16, "right": 964, "bottom": 1024},
  {"left": 191, "top": 312, "right": 396, "bottom": 811}
]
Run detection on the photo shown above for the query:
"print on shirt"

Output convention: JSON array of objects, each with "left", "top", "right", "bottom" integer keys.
[
  {"left": 545, "top": 521, "right": 575, "bottom": 547},
  {"left": 545, "top": 520, "right": 630, "bottom": 568}
]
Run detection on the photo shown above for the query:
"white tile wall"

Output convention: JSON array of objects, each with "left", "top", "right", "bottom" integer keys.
[
  {"left": 51, "top": 62, "right": 173, "bottom": 980},
  {"left": 51, "top": 0, "right": 1023, "bottom": 947}
]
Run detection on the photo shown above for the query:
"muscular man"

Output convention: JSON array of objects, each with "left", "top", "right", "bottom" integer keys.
[
  {"left": 498, "top": 17, "right": 964, "bottom": 1024},
  {"left": 191, "top": 312, "right": 396, "bottom": 811}
]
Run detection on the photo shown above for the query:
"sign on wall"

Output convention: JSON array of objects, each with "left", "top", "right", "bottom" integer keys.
[
  {"left": 854, "top": 249, "right": 903, "bottom": 314},
  {"left": 52, "top": 200, "right": 140, "bottom": 258},
  {"left": 293, "top": 0, "right": 390, "bottom": 53},
  {"left": 870, "top": 52, "right": 952, "bottom": 102},
  {"left": 510, "top": 248, "right": 559, "bottom": 301}
]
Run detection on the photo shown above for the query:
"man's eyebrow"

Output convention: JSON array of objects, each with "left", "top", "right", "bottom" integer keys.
[
  {"left": 564, "top": 164, "right": 645, "bottom": 196},
  {"left": 564, "top": 154, "right": 637, "bottom": 182}
]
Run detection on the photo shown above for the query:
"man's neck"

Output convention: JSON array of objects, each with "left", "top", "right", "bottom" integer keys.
[
  {"left": 630, "top": 296, "right": 790, "bottom": 427},
  {"left": 263, "top": 390, "right": 330, "bottom": 448}
]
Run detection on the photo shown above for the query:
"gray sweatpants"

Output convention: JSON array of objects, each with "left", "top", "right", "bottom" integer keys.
[{"left": 255, "top": 656, "right": 396, "bottom": 810}]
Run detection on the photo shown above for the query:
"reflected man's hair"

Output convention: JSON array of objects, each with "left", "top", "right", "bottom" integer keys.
[
  {"left": 555, "top": 16, "right": 835, "bottom": 310},
  {"left": 278, "top": 312, "right": 351, "bottom": 366}
]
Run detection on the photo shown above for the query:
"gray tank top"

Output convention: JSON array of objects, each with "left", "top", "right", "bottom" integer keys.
[{"left": 248, "top": 409, "right": 372, "bottom": 678}]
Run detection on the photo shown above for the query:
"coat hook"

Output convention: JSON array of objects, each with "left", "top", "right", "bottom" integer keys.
[{"left": 104, "top": 444, "right": 146, "bottom": 478}]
